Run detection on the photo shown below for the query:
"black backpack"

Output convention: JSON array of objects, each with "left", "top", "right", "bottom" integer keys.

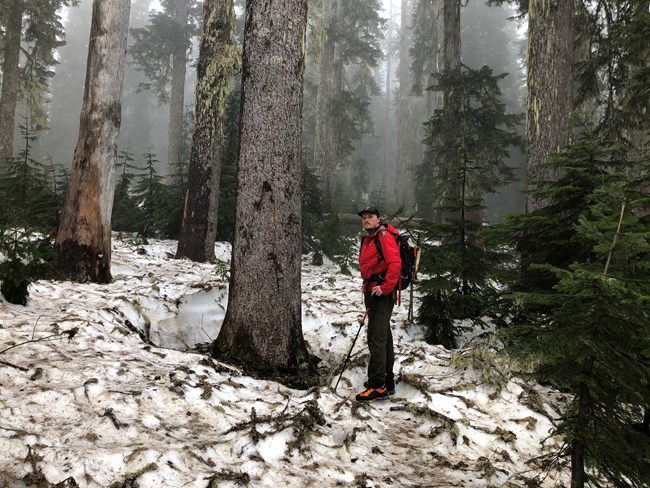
[{"left": 371, "top": 231, "right": 418, "bottom": 291}]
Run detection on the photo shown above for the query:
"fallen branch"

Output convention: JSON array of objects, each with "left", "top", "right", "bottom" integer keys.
[
  {"left": 0, "top": 327, "right": 79, "bottom": 356},
  {"left": 0, "top": 359, "right": 28, "bottom": 371}
]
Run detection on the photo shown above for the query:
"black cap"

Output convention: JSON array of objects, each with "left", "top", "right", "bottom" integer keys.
[{"left": 357, "top": 206, "right": 380, "bottom": 217}]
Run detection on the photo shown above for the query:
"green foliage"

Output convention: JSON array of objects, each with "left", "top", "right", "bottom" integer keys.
[
  {"left": 112, "top": 149, "right": 139, "bottom": 234},
  {"left": 574, "top": 0, "right": 650, "bottom": 136},
  {"left": 501, "top": 133, "right": 650, "bottom": 487},
  {"left": 416, "top": 65, "right": 523, "bottom": 219},
  {"left": 0, "top": 117, "right": 66, "bottom": 230},
  {"left": 415, "top": 65, "right": 522, "bottom": 348},
  {"left": 129, "top": 1, "right": 202, "bottom": 104},
  {"left": 130, "top": 149, "right": 167, "bottom": 239},
  {"left": 409, "top": 0, "right": 437, "bottom": 95},
  {"left": 0, "top": 227, "right": 53, "bottom": 305},
  {"left": 303, "top": 0, "right": 385, "bottom": 209},
  {"left": 0, "top": 116, "right": 63, "bottom": 304},
  {"left": 302, "top": 162, "right": 356, "bottom": 273},
  {"left": 215, "top": 82, "right": 241, "bottom": 243},
  {"left": 161, "top": 144, "right": 188, "bottom": 239},
  {"left": 1, "top": 0, "right": 78, "bottom": 129},
  {"left": 111, "top": 147, "right": 187, "bottom": 240}
]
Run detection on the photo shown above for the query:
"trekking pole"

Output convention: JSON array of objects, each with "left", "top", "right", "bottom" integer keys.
[{"left": 333, "top": 309, "right": 368, "bottom": 392}]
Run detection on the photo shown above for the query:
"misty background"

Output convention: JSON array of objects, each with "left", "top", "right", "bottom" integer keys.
[{"left": 27, "top": 0, "right": 526, "bottom": 223}]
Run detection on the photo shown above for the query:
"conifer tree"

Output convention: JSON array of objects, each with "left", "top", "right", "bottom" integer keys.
[
  {"left": 307, "top": 0, "right": 385, "bottom": 208},
  {"left": 416, "top": 65, "right": 522, "bottom": 348},
  {"left": 213, "top": 0, "right": 315, "bottom": 379},
  {"left": 0, "top": 118, "right": 63, "bottom": 304},
  {"left": 0, "top": 0, "right": 78, "bottom": 163},
  {"left": 129, "top": 0, "right": 202, "bottom": 169},
  {"left": 131, "top": 149, "right": 167, "bottom": 239},
  {"left": 502, "top": 134, "right": 650, "bottom": 487},
  {"left": 176, "top": 0, "right": 239, "bottom": 262},
  {"left": 112, "top": 149, "right": 139, "bottom": 234},
  {"left": 215, "top": 82, "right": 241, "bottom": 243}
]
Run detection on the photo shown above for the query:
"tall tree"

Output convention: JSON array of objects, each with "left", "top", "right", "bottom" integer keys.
[
  {"left": 409, "top": 0, "right": 438, "bottom": 216},
  {"left": 502, "top": 135, "right": 650, "bottom": 488},
  {"left": 175, "top": 0, "right": 239, "bottom": 262},
  {"left": 311, "top": 0, "right": 340, "bottom": 199},
  {"left": 394, "top": 0, "right": 423, "bottom": 209},
  {"left": 54, "top": 0, "right": 131, "bottom": 283},
  {"left": 525, "top": 0, "right": 574, "bottom": 213},
  {"left": 0, "top": 0, "right": 23, "bottom": 163},
  {"left": 168, "top": 0, "right": 191, "bottom": 170},
  {"left": 213, "top": 0, "right": 314, "bottom": 377},
  {"left": 0, "top": 0, "right": 75, "bottom": 164},
  {"left": 309, "top": 0, "right": 384, "bottom": 208},
  {"left": 414, "top": 0, "right": 460, "bottom": 220},
  {"left": 129, "top": 0, "right": 200, "bottom": 170},
  {"left": 417, "top": 65, "right": 521, "bottom": 347}
]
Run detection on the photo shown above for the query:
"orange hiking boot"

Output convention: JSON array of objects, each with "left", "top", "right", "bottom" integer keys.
[{"left": 355, "top": 386, "right": 389, "bottom": 402}]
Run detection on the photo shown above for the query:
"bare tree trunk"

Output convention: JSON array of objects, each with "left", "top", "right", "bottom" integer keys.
[
  {"left": 0, "top": 0, "right": 23, "bottom": 164},
  {"left": 54, "top": 0, "right": 131, "bottom": 283},
  {"left": 213, "top": 0, "right": 313, "bottom": 376},
  {"left": 436, "top": 0, "right": 460, "bottom": 223},
  {"left": 394, "top": 0, "right": 410, "bottom": 202},
  {"left": 571, "top": 356, "right": 594, "bottom": 488},
  {"left": 313, "top": 0, "right": 339, "bottom": 206},
  {"left": 176, "top": 0, "right": 237, "bottom": 262},
  {"left": 525, "top": 0, "right": 574, "bottom": 213},
  {"left": 168, "top": 0, "right": 190, "bottom": 170},
  {"left": 383, "top": 0, "right": 393, "bottom": 191}
]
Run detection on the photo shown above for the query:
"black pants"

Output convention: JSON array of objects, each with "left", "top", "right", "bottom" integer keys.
[{"left": 364, "top": 292, "right": 395, "bottom": 388}]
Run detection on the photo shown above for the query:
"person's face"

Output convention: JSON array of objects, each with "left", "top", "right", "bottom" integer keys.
[{"left": 360, "top": 212, "right": 380, "bottom": 231}]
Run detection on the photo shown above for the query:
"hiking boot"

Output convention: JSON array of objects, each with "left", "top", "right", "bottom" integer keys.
[
  {"left": 356, "top": 386, "right": 389, "bottom": 402},
  {"left": 365, "top": 375, "right": 396, "bottom": 395}
]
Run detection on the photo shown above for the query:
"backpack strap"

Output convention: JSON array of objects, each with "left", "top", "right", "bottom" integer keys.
[
  {"left": 373, "top": 235, "right": 384, "bottom": 263},
  {"left": 375, "top": 230, "right": 402, "bottom": 306}
]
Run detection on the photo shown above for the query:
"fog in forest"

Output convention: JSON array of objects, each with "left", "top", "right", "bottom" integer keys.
[{"left": 25, "top": 0, "right": 525, "bottom": 222}]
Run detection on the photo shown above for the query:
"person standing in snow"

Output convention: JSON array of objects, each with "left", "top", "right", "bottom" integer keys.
[{"left": 356, "top": 206, "right": 401, "bottom": 401}]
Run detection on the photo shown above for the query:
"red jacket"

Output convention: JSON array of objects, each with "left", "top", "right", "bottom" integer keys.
[{"left": 359, "top": 223, "right": 401, "bottom": 295}]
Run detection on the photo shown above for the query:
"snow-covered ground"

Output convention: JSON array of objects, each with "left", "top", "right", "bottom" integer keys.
[{"left": 0, "top": 237, "right": 570, "bottom": 487}]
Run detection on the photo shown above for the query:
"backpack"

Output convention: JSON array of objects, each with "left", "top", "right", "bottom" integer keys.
[{"left": 372, "top": 231, "right": 418, "bottom": 291}]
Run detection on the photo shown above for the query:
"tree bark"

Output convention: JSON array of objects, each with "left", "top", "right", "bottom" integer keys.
[
  {"left": 571, "top": 355, "right": 594, "bottom": 488},
  {"left": 0, "top": 0, "right": 23, "bottom": 164},
  {"left": 394, "top": 0, "right": 409, "bottom": 200},
  {"left": 213, "top": 0, "right": 313, "bottom": 376},
  {"left": 436, "top": 0, "right": 460, "bottom": 223},
  {"left": 525, "top": 0, "right": 574, "bottom": 213},
  {"left": 312, "top": 0, "right": 340, "bottom": 205},
  {"left": 176, "top": 0, "right": 237, "bottom": 262},
  {"left": 54, "top": 0, "right": 131, "bottom": 283},
  {"left": 168, "top": 0, "right": 190, "bottom": 170},
  {"left": 383, "top": 0, "right": 393, "bottom": 191}
]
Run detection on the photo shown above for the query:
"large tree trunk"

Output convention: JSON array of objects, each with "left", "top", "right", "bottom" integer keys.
[
  {"left": 0, "top": 0, "right": 23, "bottom": 164},
  {"left": 168, "top": 0, "right": 190, "bottom": 170},
  {"left": 176, "top": 0, "right": 237, "bottom": 262},
  {"left": 213, "top": 0, "right": 313, "bottom": 377},
  {"left": 525, "top": 0, "right": 574, "bottom": 213},
  {"left": 54, "top": 0, "right": 131, "bottom": 283}
]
